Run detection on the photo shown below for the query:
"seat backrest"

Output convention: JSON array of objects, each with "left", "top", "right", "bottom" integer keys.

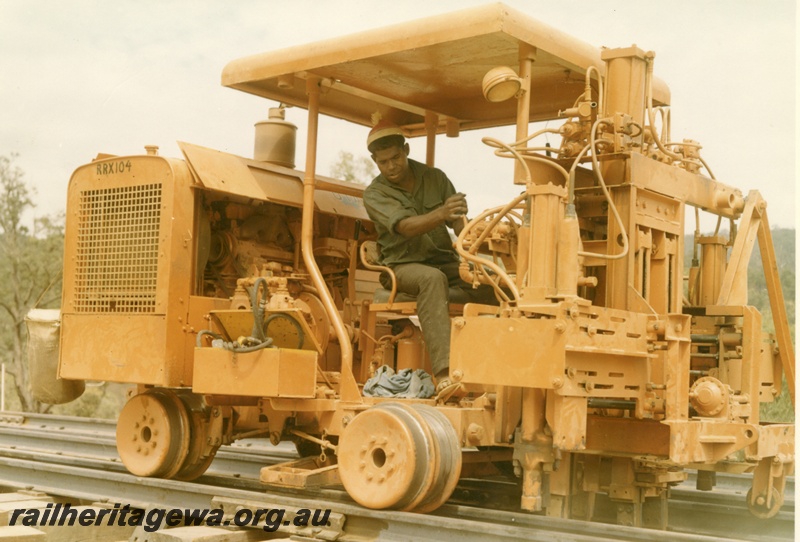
[
  {"left": 359, "top": 240, "right": 398, "bottom": 305},
  {"left": 359, "top": 240, "right": 383, "bottom": 269}
]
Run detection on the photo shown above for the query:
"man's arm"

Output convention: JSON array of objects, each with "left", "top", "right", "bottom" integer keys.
[{"left": 395, "top": 193, "right": 467, "bottom": 238}]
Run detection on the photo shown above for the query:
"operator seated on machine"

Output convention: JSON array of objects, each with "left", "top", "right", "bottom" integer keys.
[{"left": 362, "top": 120, "right": 498, "bottom": 389}]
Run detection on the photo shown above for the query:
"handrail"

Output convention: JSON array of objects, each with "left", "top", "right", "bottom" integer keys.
[{"left": 301, "top": 76, "right": 361, "bottom": 402}]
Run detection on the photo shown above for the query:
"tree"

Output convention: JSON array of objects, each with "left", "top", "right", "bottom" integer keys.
[
  {"left": 0, "top": 154, "right": 64, "bottom": 413},
  {"left": 329, "top": 150, "right": 376, "bottom": 185}
]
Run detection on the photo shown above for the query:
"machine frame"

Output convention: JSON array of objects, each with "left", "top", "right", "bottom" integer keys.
[{"left": 49, "top": 3, "right": 793, "bottom": 528}]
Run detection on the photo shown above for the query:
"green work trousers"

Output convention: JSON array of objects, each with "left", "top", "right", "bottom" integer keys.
[{"left": 388, "top": 261, "right": 497, "bottom": 377}]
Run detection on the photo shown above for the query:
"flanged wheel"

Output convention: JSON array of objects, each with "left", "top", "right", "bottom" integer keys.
[
  {"left": 173, "top": 392, "right": 218, "bottom": 481},
  {"left": 410, "top": 404, "right": 462, "bottom": 513},
  {"left": 116, "top": 389, "right": 190, "bottom": 479},
  {"left": 746, "top": 487, "right": 783, "bottom": 519},
  {"left": 337, "top": 402, "right": 461, "bottom": 512}
]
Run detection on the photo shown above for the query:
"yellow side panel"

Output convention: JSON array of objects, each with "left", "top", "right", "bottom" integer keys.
[
  {"left": 193, "top": 347, "right": 317, "bottom": 398},
  {"left": 60, "top": 314, "right": 169, "bottom": 385},
  {"left": 180, "top": 141, "right": 273, "bottom": 201},
  {"left": 451, "top": 317, "right": 565, "bottom": 388}
]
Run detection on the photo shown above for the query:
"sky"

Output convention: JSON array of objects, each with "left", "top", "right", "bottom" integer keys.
[{"left": 0, "top": 0, "right": 796, "bottom": 234}]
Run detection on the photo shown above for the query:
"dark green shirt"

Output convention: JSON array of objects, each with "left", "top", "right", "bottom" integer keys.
[{"left": 363, "top": 159, "right": 459, "bottom": 266}]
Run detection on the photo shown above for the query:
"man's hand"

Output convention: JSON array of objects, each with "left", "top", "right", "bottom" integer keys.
[
  {"left": 441, "top": 193, "right": 468, "bottom": 223},
  {"left": 395, "top": 192, "right": 469, "bottom": 238}
]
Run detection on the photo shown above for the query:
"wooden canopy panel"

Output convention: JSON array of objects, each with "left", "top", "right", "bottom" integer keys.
[{"left": 222, "top": 3, "right": 670, "bottom": 136}]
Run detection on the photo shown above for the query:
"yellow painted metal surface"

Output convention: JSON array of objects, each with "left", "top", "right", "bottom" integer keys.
[
  {"left": 59, "top": 155, "right": 195, "bottom": 387},
  {"left": 60, "top": 314, "right": 169, "bottom": 384},
  {"left": 222, "top": 3, "right": 669, "bottom": 135},
  {"left": 260, "top": 456, "right": 341, "bottom": 488},
  {"left": 193, "top": 347, "right": 317, "bottom": 398},
  {"left": 179, "top": 141, "right": 370, "bottom": 219},
  {"left": 50, "top": 1, "right": 793, "bottom": 525},
  {"left": 451, "top": 316, "right": 565, "bottom": 389}
]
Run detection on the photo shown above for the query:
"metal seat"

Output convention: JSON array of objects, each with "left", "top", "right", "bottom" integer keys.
[
  {"left": 358, "top": 241, "right": 471, "bottom": 309},
  {"left": 359, "top": 240, "right": 401, "bottom": 305}
]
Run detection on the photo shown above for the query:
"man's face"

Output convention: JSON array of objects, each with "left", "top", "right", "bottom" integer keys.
[{"left": 372, "top": 143, "right": 410, "bottom": 185}]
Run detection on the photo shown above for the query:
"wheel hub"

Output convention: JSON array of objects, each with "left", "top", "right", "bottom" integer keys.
[
  {"left": 116, "top": 389, "right": 190, "bottom": 479},
  {"left": 338, "top": 402, "right": 461, "bottom": 512}
]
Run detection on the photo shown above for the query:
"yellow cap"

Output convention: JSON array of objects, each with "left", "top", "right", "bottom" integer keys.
[{"left": 367, "top": 120, "right": 404, "bottom": 148}]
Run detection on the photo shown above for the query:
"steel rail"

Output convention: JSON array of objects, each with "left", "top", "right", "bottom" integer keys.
[
  {"left": 0, "top": 415, "right": 793, "bottom": 540},
  {"left": 667, "top": 498, "right": 794, "bottom": 541},
  {"left": 0, "top": 411, "right": 115, "bottom": 436},
  {"left": 0, "top": 455, "right": 754, "bottom": 542},
  {"left": 8, "top": 450, "right": 794, "bottom": 541},
  {"left": 0, "top": 430, "right": 289, "bottom": 483},
  {"left": 3, "top": 425, "right": 792, "bottom": 517},
  {"left": 2, "top": 414, "right": 794, "bottom": 496}
]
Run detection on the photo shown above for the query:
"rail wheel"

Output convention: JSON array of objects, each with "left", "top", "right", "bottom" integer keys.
[
  {"left": 173, "top": 392, "right": 218, "bottom": 481},
  {"left": 410, "top": 404, "right": 462, "bottom": 513},
  {"left": 116, "top": 388, "right": 190, "bottom": 479},
  {"left": 746, "top": 487, "right": 783, "bottom": 519},
  {"left": 337, "top": 402, "right": 461, "bottom": 512}
]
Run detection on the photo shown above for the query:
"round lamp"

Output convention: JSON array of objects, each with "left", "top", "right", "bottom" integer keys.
[{"left": 482, "top": 66, "right": 523, "bottom": 102}]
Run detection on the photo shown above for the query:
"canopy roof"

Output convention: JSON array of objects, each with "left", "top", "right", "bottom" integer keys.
[{"left": 222, "top": 3, "right": 670, "bottom": 137}]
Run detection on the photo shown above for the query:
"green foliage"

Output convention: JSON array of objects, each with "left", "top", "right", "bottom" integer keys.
[
  {"left": 750, "top": 229, "right": 795, "bottom": 422},
  {"left": 0, "top": 154, "right": 129, "bottom": 418},
  {"left": 329, "top": 150, "right": 376, "bottom": 185},
  {"left": 747, "top": 228, "right": 795, "bottom": 340},
  {"left": 0, "top": 154, "right": 64, "bottom": 413}
]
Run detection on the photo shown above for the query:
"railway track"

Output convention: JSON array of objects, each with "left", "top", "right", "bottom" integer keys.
[{"left": 0, "top": 412, "right": 793, "bottom": 541}]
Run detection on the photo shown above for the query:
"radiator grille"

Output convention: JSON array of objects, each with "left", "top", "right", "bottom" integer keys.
[{"left": 73, "top": 183, "right": 162, "bottom": 313}]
